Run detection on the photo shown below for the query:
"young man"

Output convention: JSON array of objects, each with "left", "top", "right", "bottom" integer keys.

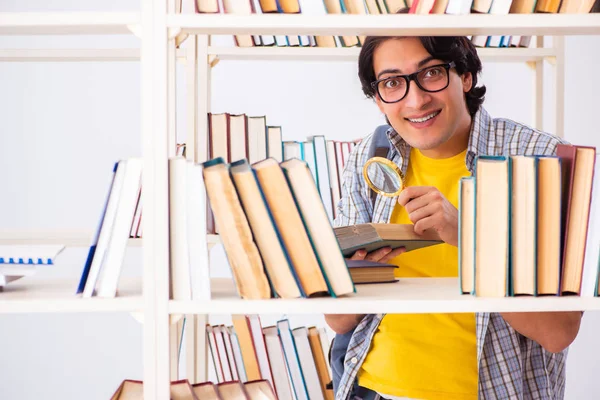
[{"left": 326, "top": 36, "right": 583, "bottom": 400}]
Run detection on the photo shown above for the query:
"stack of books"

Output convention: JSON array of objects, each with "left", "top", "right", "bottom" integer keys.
[
  {"left": 193, "top": 0, "right": 599, "bottom": 49},
  {"left": 459, "top": 144, "right": 599, "bottom": 297},
  {"left": 206, "top": 315, "right": 334, "bottom": 400},
  {"left": 111, "top": 377, "right": 276, "bottom": 400}
]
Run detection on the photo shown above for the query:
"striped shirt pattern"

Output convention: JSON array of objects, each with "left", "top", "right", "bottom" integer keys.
[{"left": 333, "top": 107, "right": 570, "bottom": 400}]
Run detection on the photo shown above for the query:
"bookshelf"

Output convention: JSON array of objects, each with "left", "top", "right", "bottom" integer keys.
[{"left": 1, "top": 5, "right": 599, "bottom": 399}]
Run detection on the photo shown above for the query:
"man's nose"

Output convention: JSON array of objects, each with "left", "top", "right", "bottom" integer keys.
[{"left": 403, "top": 80, "right": 432, "bottom": 110}]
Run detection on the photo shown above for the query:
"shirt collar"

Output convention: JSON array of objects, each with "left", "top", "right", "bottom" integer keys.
[{"left": 384, "top": 106, "right": 492, "bottom": 174}]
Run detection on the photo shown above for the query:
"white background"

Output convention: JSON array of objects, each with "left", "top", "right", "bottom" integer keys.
[{"left": 0, "top": 1, "right": 599, "bottom": 399}]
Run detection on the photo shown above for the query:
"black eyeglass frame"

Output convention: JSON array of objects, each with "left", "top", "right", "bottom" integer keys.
[{"left": 371, "top": 61, "right": 457, "bottom": 104}]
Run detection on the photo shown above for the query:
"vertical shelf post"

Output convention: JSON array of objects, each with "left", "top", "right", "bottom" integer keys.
[
  {"left": 553, "top": 35, "right": 565, "bottom": 138},
  {"left": 141, "top": 0, "right": 171, "bottom": 397}
]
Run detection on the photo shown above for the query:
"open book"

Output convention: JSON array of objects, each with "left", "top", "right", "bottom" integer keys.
[{"left": 333, "top": 223, "right": 443, "bottom": 257}]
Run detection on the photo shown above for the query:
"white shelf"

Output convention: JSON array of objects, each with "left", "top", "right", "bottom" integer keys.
[
  {"left": 169, "top": 278, "right": 600, "bottom": 315},
  {"left": 0, "top": 48, "right": 187, "bottom": 62},
  {"left": 0, "top": 230, "right": 142, "bottom": 247},
  {"left": 171, "top": 14, "right": 600, "bottom": 37},
  {"left": 0, "top": 12, "right": 139, "bottom": 35},
  {"left": 0, "top": 277, "right": 143, "bottom": 313},
  {"left": 208, "top": 46, "right": 556, "bottom": 62}
]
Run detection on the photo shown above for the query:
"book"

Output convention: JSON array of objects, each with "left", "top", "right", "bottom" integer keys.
[
  {"left": 281, "top": 158, "right": 355, "bottom": 297},
  {"left": 253, "top": 158, "right": 329, "bottom": 297},
  {"left": 192, "top": 382, "right": 222, "bottom": 400},
  {"left": 171, "top": 379, "right": 199, "bottom": 400},
  {"left": 217, "top": 381, "right": 250, "bottom": 400},
  {"left": 345, "top": 259, "right": 399, "bottom": 284},
  {"left": 333, "top": 223, "right": 443, "bottom": 257},
  {"left": 558, "top": 144, "right": 597, "bottom": 294},
  {"left": 475, "top": 156, "right": 511, "bottom": 298},
  {"left": 537, "top": 156, "right": 562, "bottom": 295},
  {"left": 202, "top": 158, "right": 271, "bottom": 300},
  {"left": 110, "top": 379, "right": 144, "bottom": 400},
  {"left": 262, "top": 326, "right": 294, "bottom": 400},
  {"left": 307, "top": 327, "right": 334, "bottom": 400},
  {"left": 459, "top": 176, "right": 475, "bottom": 295},
  {"left": 229, "top": 160, "right": 302, "bottom": 299},
  {"left": 244, "top": 380, "right": 278, "bottom": 400},
  {"left": 511, "top": 156, "right": 538, "bottom": 296}
]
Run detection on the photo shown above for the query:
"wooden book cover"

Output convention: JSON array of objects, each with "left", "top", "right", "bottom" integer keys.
[
  {"left": 459, "top": 177, "right": 475, "bottom": 295},
  {"left": 334, "top": 223, "right": 442, "bottom": 257},
  {"left": 475, "top": 156, "right": 510, "bottom": 297},
  {"left": 558, "top": 145, "right": 597, "bottom": 294},
  {"left": 217, "top": 381, "right": 250, "bottom": 400},
  {"left": 253, "top": 158, "right": 329, "bottom": 297},
  {"left": 244, "top": 380, "right": 278, "bottom": 400},
  {"left": 202, "top": 158, "right": 271, "bottom": 299},
  {"left": 230, "top": 159, "right": 302, "bottom": 299},
  {"left": 171, "top": 379, "right": 200, "bottom": 400},
  {"left": 537, "top": 157, "right": 562, "bottom": 295},
  {"left": 110, "top": 380, "right": 143, "bottom": 400},
  {"left": 192, "top": 382, "right": 222, "bottom": 400},
  {"left": 281, "top": 158, "right": 355, "bottom": 297},
  {"left": 307, "top": 327, "right": 335, "bottom": 400}
]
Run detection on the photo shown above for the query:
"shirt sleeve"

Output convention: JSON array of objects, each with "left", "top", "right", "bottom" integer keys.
[{"left": 333, "top": 135, "right": 375, "bottom": 228}]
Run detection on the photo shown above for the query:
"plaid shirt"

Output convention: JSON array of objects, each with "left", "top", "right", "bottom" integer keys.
[{"left": 333, "top": 107, "right": 570, "bottom": 400}]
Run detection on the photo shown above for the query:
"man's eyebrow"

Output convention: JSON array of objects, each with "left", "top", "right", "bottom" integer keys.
[{"left": 376, "top": 56, "right": 437, "bottom": 79}]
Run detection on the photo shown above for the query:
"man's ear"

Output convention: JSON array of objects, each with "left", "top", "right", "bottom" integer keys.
[{"left": 462, "top": 72, "right": 473, "bottom": 93}]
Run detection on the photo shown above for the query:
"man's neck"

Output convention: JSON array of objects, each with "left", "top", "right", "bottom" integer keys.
[{"left": 419, "top": 113, "right": 472, "bottom": 159}]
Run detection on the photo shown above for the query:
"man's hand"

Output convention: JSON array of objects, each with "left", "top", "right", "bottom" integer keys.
[
  {"left": 325, "top": 247, "right": 406, "bottom": 334},
  {"left": 397, "top": 186, "right": 459, "bottom": 247}
]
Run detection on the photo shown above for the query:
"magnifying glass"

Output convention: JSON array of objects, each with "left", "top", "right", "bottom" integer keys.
[{"left": 362, "top": 157, "right": 405, "bottom": 197}]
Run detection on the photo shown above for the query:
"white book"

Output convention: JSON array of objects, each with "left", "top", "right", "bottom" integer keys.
[
  {"left": 96, "top": 158, "right": 143, "bottom": 297},
  {"left": 82, "top": 161, "right": 126, "bottom": 298},
  {"left": 187, "top": 162, "right": 210, "bottom": 301},
  {"left": 169, "top": 157, "right": 192, "bottom": 301},
  {"left": 292, "top": 327, "right": 325, "bottom": 400},
  {"left": 228, "top": 327, "right": 248, "bottom": 382},
  {"left": 214, "top": 325, "right": 233, "bottom": 381},
  {"left": 248, "top": 315, "right": 274, "bottom": 387},
  {"left": 277, "top": 319, "right": 309, "bottom": 400},
  {"left": 581, "top": 155, "right": 600, "bottom": 297},
  {"left": 326, "top": 141, "right": 341, "bottom": 219},
  {"left": 263, "top": 326, "right": 294, "bottom": 400},
  {"left": 312, "top": 136, "right": 334, "bottom": 222},
  {"left": 303, "top": 140, "right": 318, "bottom": 184},
  {"left": 207, "top": 325, "right": 225, "bottom": 383}
]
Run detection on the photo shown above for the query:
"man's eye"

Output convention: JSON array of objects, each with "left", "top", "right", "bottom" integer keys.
[
  {"left": 426, "top": 67, "right": 443, "bottom": 77},
  {"left": 384, "top": 79, "right": 401, "bottom": 89}
]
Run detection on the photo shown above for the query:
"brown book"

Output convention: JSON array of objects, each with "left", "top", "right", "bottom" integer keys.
[
  {"left": 192, "top": 382, "right": 222, "bottom": 400},
  {"left": 171, "top": 380, "right": 200, "bottom": 400},
  {"left": 537, "top": 156, "right": 562, "bottom": 295},
  {"left": 475, "top": 156, "right": 510, "bottom": 297},
  {"left": 253, "top": 158, "right": 329, "bottom": 297},
  {"left": 511, "top": 156, "right": 537, "bottom": 296},
  {"left": 232, "top": 315, "right": 262, "bottom": 382},
  {"left": 535, "top": 0, "right": 561, "bottom": 12},
  {"left": 110, "top": 380, "right": 143, "bottom": 400},
  {"left": 322, "top": 0, "right": 360, "bottom": 47},
  {"left": 217, "top": 381, "right": 250, "bottom": 400},
  {"left": 202, "top": 159, "right": 271, "bottom": 299},
  {"left": 333, "top": 223, "right": 442, "bottom": 257},
  {"left": 244, "top": 380, "right": 278, "bottom": 400},
  {"left": 346, "top": 259, "right": 398, "bottom": 284},
  {"left": 281, "top": 158, "right": 355, "bottom": 297},
  {"left": 308, "top": 327, "right": 335, "bottom": 400},
  {"left": 557, "top": 144, "right": 597, "bottom": 294},
  {"left": 195, "top": 0, "right": 220, "bottom": 12},
  {"left": 221, "top": 0, "right": 255, "bottom": 47},
  {"left": 230, "top": 160, "right": 301, "bottom": 298}
]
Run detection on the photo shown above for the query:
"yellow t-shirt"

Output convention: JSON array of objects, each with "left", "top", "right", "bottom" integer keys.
[{"left": 357, "top": 148, "right": 478, "bottom": 400}]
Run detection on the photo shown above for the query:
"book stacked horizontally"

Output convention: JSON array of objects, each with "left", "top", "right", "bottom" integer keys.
[
  {"left": 110, "top": 377, "right": 276, "bottom": 400},
  {"left": 459, "top": 144, "right": 599, "bottom": 297}
]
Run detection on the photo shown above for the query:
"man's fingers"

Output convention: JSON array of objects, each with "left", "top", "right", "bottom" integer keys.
[
  {"left": 349, "top": 249, "right": 367, "bottom": 260},
  {"left": 379, "top": 247, "right": 406, "bottom": 263},
  {"left": 397, "top": 186, "right": 434, "bottom": 206},
  {"left": 365, "top": 247, "right": 393, "bottom": 262},
  {"left": 414, "top": 215, "right": 436, "bottom": 235}
]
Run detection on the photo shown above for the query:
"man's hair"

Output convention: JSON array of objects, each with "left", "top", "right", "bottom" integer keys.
[{"left": 358, "top": 36, "right": 486, "bottom": 116}]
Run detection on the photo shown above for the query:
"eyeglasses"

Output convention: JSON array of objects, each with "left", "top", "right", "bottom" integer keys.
[{"left": 371, "top": 62, "right": 456, "bottom": 104}]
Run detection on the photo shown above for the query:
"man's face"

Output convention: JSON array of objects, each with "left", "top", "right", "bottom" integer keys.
[{"left": 372, "top": 38, "right": 473, "bottom": 152}]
